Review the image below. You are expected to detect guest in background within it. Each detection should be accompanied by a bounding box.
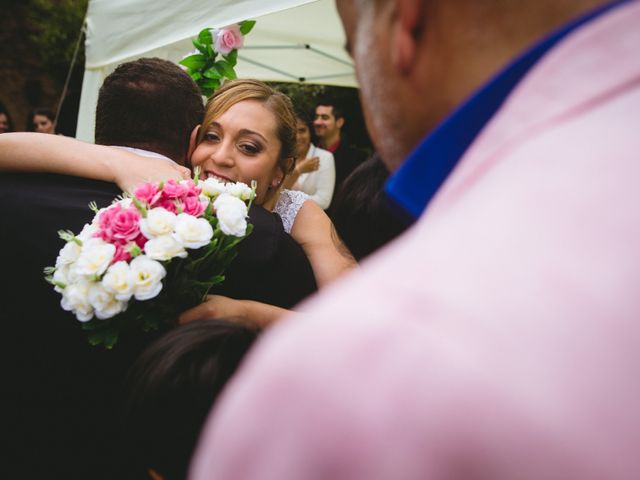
[313,97,366,209]
[282,110,335,210]
[332,155,408,261]
[0,102,14,133]
[27,107,56,134]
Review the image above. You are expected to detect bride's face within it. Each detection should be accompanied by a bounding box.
[191,100,284,204]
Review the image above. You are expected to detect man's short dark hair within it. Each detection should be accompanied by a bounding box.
[95,58,204,165]
[316,96,344,121]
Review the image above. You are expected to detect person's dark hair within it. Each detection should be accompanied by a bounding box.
[295,107,313,129]
[316,95,344,121]
[95,57,204,165]
[123,319,259,480]
[26,107,55,132]
[0,102,14,132]
[332,154,409,260]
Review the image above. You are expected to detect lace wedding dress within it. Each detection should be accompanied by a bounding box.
[274,189,310,234]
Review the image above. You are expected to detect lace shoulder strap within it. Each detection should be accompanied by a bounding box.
[274,189,310,234]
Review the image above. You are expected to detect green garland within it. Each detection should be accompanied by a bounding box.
[180,20,256,97]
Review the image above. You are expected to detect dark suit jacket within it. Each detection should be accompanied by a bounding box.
[0,173,316,479]
[330,140,367,210]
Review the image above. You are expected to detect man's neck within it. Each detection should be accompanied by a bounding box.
[321,132,341,151]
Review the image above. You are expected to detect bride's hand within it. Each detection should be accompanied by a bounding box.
[105,148,191,193]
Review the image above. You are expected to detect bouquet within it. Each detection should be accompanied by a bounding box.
[180,20,256,96]
[45,174,256,348]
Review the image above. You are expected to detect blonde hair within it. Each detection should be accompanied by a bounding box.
[198,79,296,176]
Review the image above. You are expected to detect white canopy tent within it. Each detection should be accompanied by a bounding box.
[77,0,355,141]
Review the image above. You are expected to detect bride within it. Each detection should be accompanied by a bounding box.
[0,79,356,326]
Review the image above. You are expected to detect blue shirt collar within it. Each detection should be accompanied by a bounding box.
[386,0,632,220]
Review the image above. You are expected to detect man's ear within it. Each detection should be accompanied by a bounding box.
[392,0,424,74]
[336,117,345,130]
[186,125,201,164]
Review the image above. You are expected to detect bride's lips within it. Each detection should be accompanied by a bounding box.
[204,170,234,183]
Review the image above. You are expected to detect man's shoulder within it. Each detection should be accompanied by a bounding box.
[0,172,121,207]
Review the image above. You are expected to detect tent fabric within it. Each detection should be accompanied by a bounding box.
[77,0,355,140]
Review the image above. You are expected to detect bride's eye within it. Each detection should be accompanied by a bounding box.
[204,132,220,142]
[238,142,261,155]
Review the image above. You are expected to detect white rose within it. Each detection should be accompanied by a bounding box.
[173,213,214,249]
[214,193,248,237]
[201,177,227,198]
[61,279,94,322]
[77,223,99,242]
[226,181,253,201]
[102,261,135,301]
[144,234,188,261]
[130,255,166,301]
[74,239,116,277]
[88,282,127,320]
[140,207,177,239]
[117,197,133,209]
[53,265,70,293]
[55,241,81,268]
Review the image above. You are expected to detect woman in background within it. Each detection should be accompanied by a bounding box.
[27,107,57,134]
[282,110,335,210]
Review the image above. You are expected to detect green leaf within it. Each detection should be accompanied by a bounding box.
[198,28,213,46]
[201,87,215,97]
[203,67,223,80]
[216,60,237,80]
[224,49,238,67]
[179,54,207,71]
[239,20,256,35]
[192,38,208,55]
[200,78,221,90]
[190,72,202,81]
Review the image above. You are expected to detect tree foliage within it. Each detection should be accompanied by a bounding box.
[26,0,88,84]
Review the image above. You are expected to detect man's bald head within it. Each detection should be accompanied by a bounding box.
[336,0,607,171]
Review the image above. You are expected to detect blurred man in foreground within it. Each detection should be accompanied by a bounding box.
[191,1,640,478]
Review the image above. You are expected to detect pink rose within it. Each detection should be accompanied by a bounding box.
[214,25,244,55]
[134,182,159,205]
[161,179,189,199]
[182,194,207,217]
[156,197,178,214]
[182,180,202,197]
[98,205,141,242]
[134,233,148,249]
[112,242,132,264]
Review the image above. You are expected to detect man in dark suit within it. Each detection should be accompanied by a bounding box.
[0,58,315,479]
[313,97,367,210]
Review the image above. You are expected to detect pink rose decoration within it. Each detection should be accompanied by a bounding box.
[133,182,159,205]
[182,195,207,217]
[162,180,189,199]
[98,205,141,242]
[214,25,244,55]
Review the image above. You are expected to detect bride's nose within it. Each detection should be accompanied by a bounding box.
[210,140,235,167]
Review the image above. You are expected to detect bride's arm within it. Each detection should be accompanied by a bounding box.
[0,132,190,191]
[178,295,292,328]
[290,200,357,288]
